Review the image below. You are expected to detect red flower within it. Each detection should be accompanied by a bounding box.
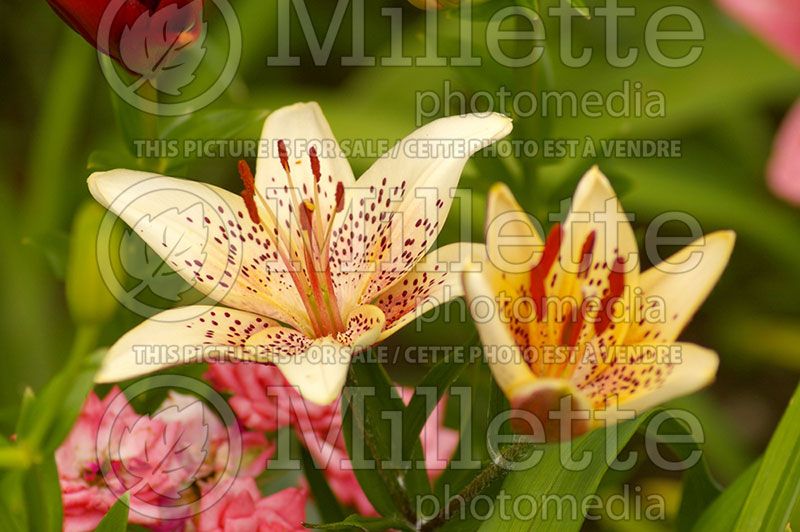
[46,0,203,70]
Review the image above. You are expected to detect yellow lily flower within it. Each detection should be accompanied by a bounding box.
[88,102,512,405]
[463,167,734,439]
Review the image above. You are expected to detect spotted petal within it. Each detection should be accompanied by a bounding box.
[580,342,719,425]
[462,268,537,400]
[254,102,355,252]
[247,305,385,405]
[95,305,276,383]
[555,168,641,380]
[331,113,513,311]
[626,231,735,344]
[375,242,480,340]
[88,170,312,334]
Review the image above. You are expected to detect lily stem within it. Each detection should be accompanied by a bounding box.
[419,442,532,531]
[25,325,100,451]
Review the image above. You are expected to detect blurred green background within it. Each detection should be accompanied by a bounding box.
[0,0,799,525]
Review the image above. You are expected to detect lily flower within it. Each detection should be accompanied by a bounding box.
[88,102,512,405]
[463,167,734,439]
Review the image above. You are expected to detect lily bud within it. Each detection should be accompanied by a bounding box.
[66,201,118,326]
[45,0,203,72]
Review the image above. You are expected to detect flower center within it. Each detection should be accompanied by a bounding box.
[529,224,625,378]
[237,147,346,338]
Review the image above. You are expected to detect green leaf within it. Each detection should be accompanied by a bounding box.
[95,493,130,532]
[24,453,62,532]
[402,340,474,458]
[300,444,346,524]
[478,410,708,531]
[676,459,721,531]
[434,355,497,500]
[159,108,269,142]
[342,356,430,521]
[733,382,800,530]
[17,347,103,453]
[0,492,24,532]
[308,514,414,531]
[693,460,761,532]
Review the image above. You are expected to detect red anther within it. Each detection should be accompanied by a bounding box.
[309,146,322,183]
[278,140,290,172]
[335,182,345,213]
[241,189,261,224]
[238,159,255,192]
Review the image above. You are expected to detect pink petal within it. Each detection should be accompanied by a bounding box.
[768,99,800,205]
[716,0,800,65]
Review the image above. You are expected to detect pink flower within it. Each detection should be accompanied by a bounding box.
[205,363,294,432]
[768,99,800,206]
[57,388,273,531]
[206,362,459,516]
[194,477,307,532]
[716,0,800,65]
[716,0,800,205]
[56,387,170,531]
[157,392,273,480]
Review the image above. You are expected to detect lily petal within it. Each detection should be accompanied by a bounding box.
[462,268,537,400]
[334,113,513,309]
[559,166,639,295]
[95,306,276,383]
[558,167,640,380]
[335,304,386,347]
[375,242,480,340]
[626,231,735,344]
[484,182,544,273]
[88,170,312,334]
[246,305,385,405]
[582,342,719,422]
[265,337,352,406]
[255,101,355,235]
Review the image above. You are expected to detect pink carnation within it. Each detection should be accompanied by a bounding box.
[56,386,170,531]
[206,362,459,516]
[56,388,273,531]
[195,477,307,532]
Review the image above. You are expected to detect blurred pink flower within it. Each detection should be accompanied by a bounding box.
[768,98,800,206]
[716,0,800,65]
[56,388,273,531]
[717,0,800,206]
[56,386,167,531]
[194,477,307,532]
[206,362,459,516]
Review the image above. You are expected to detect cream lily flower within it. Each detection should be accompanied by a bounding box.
[89,102,512,405]
[464,167,734,439]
